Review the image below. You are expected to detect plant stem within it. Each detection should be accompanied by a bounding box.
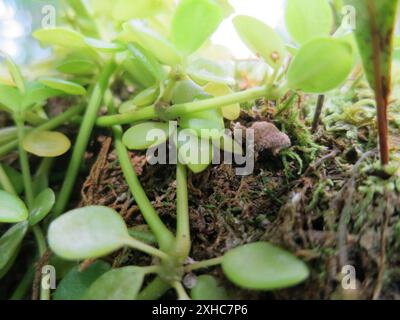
[0,104,84,158]
[15,117,34,208]
[175,162,191,260]
[0,163,17,195]
[108,102,176,252]
[172,281,191,300]
[53,63,116,217]
[312,95,325,133]
[32,224,49,300]
[184,256,223,272]
[96,85,268,127]
[124,237,169,260]
[137,276,171,300]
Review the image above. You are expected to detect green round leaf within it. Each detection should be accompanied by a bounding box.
[187,58,235,86]
[56,59,98,75]
[191,275,229,300]
[23,131,71,158]
[112,0,166,21]
[233,15,286,69]
[124,21,181,66]
[222,242,309,290]
[53,261,111,300]
[171,80,208,104]
[124,43,165,87]
[48,206,130,260]
[123,122,170,150]
[85,38,125,53]
[132,87,159,107]
[172,0,224,55]
[285,0,334,45]
[0,222,28,279]
[33,27,87,48]
[180,109,225,140]
[0,190,28,223]
[22,82,63,110]
[39,78,86,95]
[29,188,55,226]
[177,130,213,174]
[84,266,145,300]
[287,38,353,93]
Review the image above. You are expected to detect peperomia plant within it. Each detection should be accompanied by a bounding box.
[3,0,386,301]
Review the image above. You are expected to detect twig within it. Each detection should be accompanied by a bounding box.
[312,95,325,133]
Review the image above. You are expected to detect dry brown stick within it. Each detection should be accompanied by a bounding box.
[312,95,325,133]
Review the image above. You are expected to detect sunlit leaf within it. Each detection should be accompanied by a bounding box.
[1,52,25,94]
[33,27,87,48]
[285,0,334,45]
[0,84,21,112]
[191,275,229,300]
[287,38,353,93]
[56,59,98,75]
[48,206,130,260]
[187,58,235,86]
[125,43,166,86]
[53,261,111,300]
[123,21,181,66]
[23,131,71,158]
[0,222,28,279]
[222,242,309,290]
[85,38,125,53]
[233,15,286,69]
[0,165,24,195]
[172,0,224,55]
[22,82,63,110]
[84,266,145,300]
[39,78,86,95]
[0,190,28,223]
[123,122,170,150]
[112,0,166,21]
[177,130,213,174]
[29,188,55,226]
[204,83,240,120]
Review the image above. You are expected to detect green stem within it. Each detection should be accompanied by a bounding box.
[112,125,175,252]
[184,256,223,272]
[137,276,171,300]
[107,100,176,252]
[172,281,191,300]
[96,85,268,127]
[0,163,17,195]
[32,225,49,300]
[15,117,34,207]
[53,63,116,217]
[0,104,84,158]
[175,162,190,260]
[124,237,169,260]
